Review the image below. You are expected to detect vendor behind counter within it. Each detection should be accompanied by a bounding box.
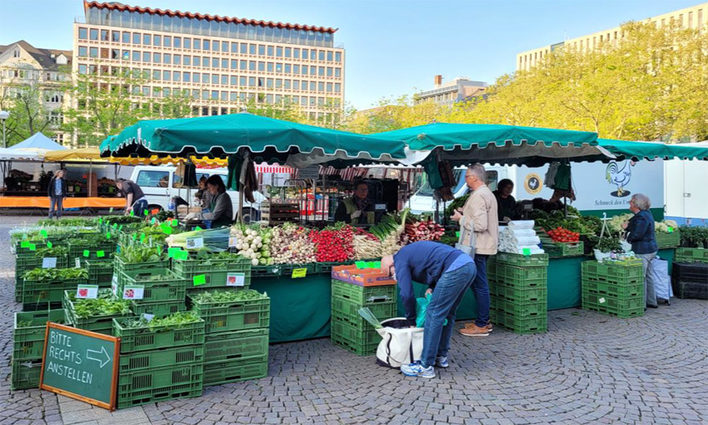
[493,178,517,223]
[334,181,376,225]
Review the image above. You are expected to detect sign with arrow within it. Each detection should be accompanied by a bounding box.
[40,323,119,410]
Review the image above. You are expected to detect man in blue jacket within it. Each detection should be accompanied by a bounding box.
[381,241,477,378]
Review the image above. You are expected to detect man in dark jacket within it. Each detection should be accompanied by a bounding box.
[381,241,476,378]
[116,178,147,217]
[47,169,67,219]
[623,193,658,308]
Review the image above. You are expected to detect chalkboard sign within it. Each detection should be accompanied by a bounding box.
[40,323,119,410]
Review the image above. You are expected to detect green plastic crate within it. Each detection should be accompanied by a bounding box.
[495,264,548,282]
[494,299,546,318]
[11,360,42,391]
[279,263,317,278]
[118,363,203,407]
[84,259,114,286]
[204,328,269,363]
[13,310,65,360]
[173,257,252,290]
[114,256,169,278]
[189,293,270,334]
[331,296,397,323]
[582,279,644,298]
[655,231,680,249]
[331,333,379,356]
[130,300,186,318]
[22,279,84,309]
[63,290,133,335]
[250,264,282,278]
[675,247,708,264]
[582,260,643,283]
[495,252,549,267]
[494,276,546,289]
[117,381,202,409]
[330,315,381,356]
[67,240,116,261]
[543,241,584,258]
[113,317,205,353]
[203,357,268,386]
[118,269,187,302]
[119,344,204,372]
[331,279,397,306]
[494,311,547,334]
[317,261,354,274]
[492,282,547,303]
[584,303,645,318]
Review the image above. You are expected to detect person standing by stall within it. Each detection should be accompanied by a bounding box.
[116,178,147,217]
[451,164,498,337]
[622,193,659,309]
[493,179,516,223]
[381,241,477,378]
[47,169,66,219]
[335,181,375,225]
[202,175,233,227]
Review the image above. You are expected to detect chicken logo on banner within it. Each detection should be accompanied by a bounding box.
[605,160,635,198]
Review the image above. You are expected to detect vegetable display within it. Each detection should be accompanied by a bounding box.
[403,219,445,243]
[67,289,131,318]
[309,224,354,262]
[679,226,708,248]
[230,225,272,266]
[116,245,163,263]
[33,246,68,258]
[191,289,266,304]
[352,230,381,260]
[23,267,88,281]
[166,227,230,251]
[268,223,316,264]
[595,237,623,253]
[546,227,580,243]
[123,311,201,331]
[531,208,601,236]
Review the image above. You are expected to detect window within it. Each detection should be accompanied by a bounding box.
[240,43,247,54]
[326,82,332,93]
[212,74,219,84]
[174,37,182,48]
[258,61,265,71]
[335,52,341,62]
[239,76,246,86]
[285,47,291,58]
[100,48,109,59]
[89,47,98,58]
[267,46,274,56]
[212,40,220,52]
[163,53,171,64]
[318,82,324,92]
[231,42,238,53]
[230,75,237,85]
[310,50,316,60]
[310,81,316,91]
[153,70,161,81]
[78,64,87,74]
[302,48,308,59]
[153,35,161,46]
[267,62,274,72]
[173,71,180,81]
[294,65,300,74]
[258,44,265,55]
[284,79,291,89]
[275,79,282,88]
[79,27,88,40]
[111,49,120,59]
[327,51,333,62]
[240,60,247,70]
[184,38,191,49]
[78,46,87,57]
[90,29,98,40]
[311,66,317,75]
[112,31,120,42]
[276,46,283,57]
[327,67,333,77]
[212,58,219,68]
[285,64,291,74]
[132,51,140,61]
[293,80,300,90]
[319,50,325,61]
[249,77,255,87]
[163,70,171,81]
[101,29,109,41]
[193,73,200,83]
[143,34,151,45]
[221,91,227,101]
[153,53,161,63]
[133,33,140,45]
[222,59,229,69]
[193,56,201,66]
[183,72,191,82]
[249,44,256,55]
[249,61,256,70]
[266,78,273,88]
[231,59,237,69]
[203,39,210,51]
[194,39,201,50]
[143,52,150,63]
[221,74,228,85]
[294,48,300,59]
[121,31,130,43]
[174,55,181,65]
[334,83,341,93]
[230,92,238,101]
[164,36,171,47]
[137,171,169,188]
[318,67,324,76]
[211,90,218,100]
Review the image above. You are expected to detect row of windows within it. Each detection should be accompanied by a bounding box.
[78,27,342,62]
[76,47,342,77]
[85,7,335,48]
[76,64,342,93]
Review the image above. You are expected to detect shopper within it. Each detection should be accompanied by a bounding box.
[451,163,498,337]
[622,193,659,309]
[47,169,67,219]
[116,178,148,217]
[493,178,516,222]
[194,175,213,208]
[202,175,233,227]
[335,181,375,225]
[381,241,477,378]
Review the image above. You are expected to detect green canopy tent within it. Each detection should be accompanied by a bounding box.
[99,113,407,167]
[373,123,612,166]
[598,139,708,161]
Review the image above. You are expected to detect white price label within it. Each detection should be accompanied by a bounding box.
[75,257,81,268]
[76,285,99,299]
[599,297,606,304]
[111,275,119,296]
[186,237,204,249]
[42,257,57,269]
[228,237,238,248]
[122,285,145,300]
[226,272,246,287]
[141,313,155,322]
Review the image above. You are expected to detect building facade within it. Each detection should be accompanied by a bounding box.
[0,40,72,145]
[72,1,345,123]
[517,2,708,71]
[415,75,487,106]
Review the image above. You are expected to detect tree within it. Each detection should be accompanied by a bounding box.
[62,68,192,146]
[344,95,449,134]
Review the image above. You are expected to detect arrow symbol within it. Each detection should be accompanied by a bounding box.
[86,346,111,369]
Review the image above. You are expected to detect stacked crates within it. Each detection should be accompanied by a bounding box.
[581,260,645,318]
[172,256,252,293]
[14,249,69,302]
[112,316,205,409]
[63,289,133,335]
[675,247,708,264]
[67,238,116,264]
[84,259,114,287]
[11,309,65,390]
[489,252,548,334]
[21,268,88,310]
[188,289,270,386]
[330,265,397,355]
[117,269,187,317]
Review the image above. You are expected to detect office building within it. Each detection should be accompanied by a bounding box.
[415,75,487,106]
[517,2,708,71]
[73,1,345,123]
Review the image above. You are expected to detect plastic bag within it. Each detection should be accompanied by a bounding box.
[415,293,447,328]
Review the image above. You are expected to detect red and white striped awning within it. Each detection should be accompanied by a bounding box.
[254,163,295,174]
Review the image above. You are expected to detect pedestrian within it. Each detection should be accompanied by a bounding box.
[380,241,477,378]
[116,178,148,217]
[622,193,659,309]
[47,169,66,219]
[450,163,498,337]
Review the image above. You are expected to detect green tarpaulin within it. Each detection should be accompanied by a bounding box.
[598,139,708,161]
[100,113,406,167]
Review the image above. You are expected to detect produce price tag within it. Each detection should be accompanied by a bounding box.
[113,223,118,229]
[122,285,144,300]
[129,210,134,216]
[83,250,90,257]
[40,229,48,238]
[141,313,154,322]
[42,257,57,269]
[228,237,238,247]
[151,217,157,225]
[161,223,172,235]
[355,261,367,269]
[139,233,146,243]
[97,250,105,258]
[174,250,189,260]
[667,227,674,233]
[226,272,245,287]
[29,243,36,251]
[598,297,606,304]
[106,231,111,239]
[76,284,99,299]
[167,247,180,258]
[47,241,53,248]
[195,226,202,231]
[119,225,123,231]
[132,233,137,241]
[368,261,381,269]
[186,237,204,249]
[144,209,148,216]
[193,274,207,286]
[171,219,179,227]
[522,248,531,256]
[291,268,307,278]
[456,232,460,238]
[75,258,81,268]
[20,240,30,248]
[98,218,103,224]
[111,275,118,296]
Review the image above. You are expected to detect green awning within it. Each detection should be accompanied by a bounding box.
[99,113,406,167]
[598,139,708,161]
[373,123,610,166]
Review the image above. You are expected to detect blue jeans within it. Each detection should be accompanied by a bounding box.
[421,262,476,368]
[49,196,64,218]
[471,255,490,327]
[132,199,148,218]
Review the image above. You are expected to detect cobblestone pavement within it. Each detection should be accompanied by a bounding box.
[1,216,707,425]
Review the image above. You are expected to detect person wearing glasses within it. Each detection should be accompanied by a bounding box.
[622,193,658,309]
[381,241,477,378]
[450,163,498,337]
[335,181,375,225]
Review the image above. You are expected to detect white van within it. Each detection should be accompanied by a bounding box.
[129,165,265,221]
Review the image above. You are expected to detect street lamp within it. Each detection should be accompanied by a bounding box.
[0,110,9,148]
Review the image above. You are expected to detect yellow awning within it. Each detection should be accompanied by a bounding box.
[43,148,105,162]
[108,155,227,167]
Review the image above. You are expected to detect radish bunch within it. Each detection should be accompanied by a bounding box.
[269,223,316,264]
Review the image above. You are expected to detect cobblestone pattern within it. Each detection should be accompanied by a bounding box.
[1,216,707,424]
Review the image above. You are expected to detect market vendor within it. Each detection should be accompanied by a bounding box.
[116,178,147,217]
[334,181,375,225]
[493,179,516,222]
[202,175,233,227]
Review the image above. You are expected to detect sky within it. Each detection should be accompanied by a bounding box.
[0,0,702,110]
